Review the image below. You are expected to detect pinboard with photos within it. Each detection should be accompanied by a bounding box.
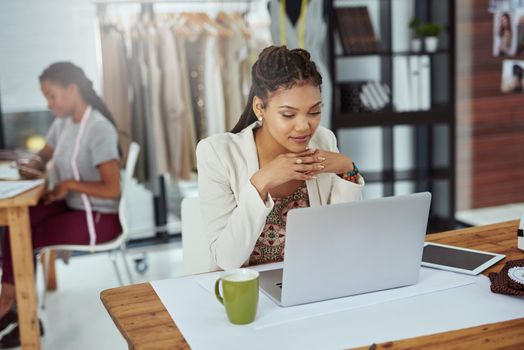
[490,0,524,92]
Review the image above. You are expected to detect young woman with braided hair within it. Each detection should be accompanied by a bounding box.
[0,62,122,347]
[197,45,364,271]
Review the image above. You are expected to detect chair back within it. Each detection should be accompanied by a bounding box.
[181,196,213,275]
[118,142,140,238]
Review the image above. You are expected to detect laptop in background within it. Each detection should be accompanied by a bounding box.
[259,192,432,307]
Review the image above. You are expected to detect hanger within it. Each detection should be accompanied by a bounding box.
[197,12,234,38]
[175,14,201,39]
[140,3,156,28]
[230,11,251,38]
[216,11,230,26]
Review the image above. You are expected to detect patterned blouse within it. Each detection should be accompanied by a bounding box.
[249,183,309,265]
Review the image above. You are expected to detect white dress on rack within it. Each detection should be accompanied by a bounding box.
[147,26,170,176]
[221,16,247,131]
[204,34,226,136]
[159,24,184,180]
[100,26,132,158]
[173,25,198,180]
[269,0,332,129]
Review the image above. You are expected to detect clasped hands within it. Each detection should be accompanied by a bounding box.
[287,148,353,178]
[251,148,354,198]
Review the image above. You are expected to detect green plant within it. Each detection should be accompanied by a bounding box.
[409,17,422,38]
[418,23,442,37]
[409,17,420,30]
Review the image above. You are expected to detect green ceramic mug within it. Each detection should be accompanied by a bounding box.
[215,269,259,325]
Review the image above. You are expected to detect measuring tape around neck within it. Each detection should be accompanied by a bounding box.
[54,106,98,248]
[279,0,308,48]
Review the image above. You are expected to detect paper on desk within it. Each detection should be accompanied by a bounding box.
[0,179,45,199]
[0,164,20,180]
[151,272,524,350]
[192,266,475,329]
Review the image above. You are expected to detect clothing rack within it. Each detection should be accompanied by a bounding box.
[94,0,255,18]
[94,0,257,241]
[94,0,251,4]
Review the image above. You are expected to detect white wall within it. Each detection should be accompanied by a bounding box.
[0,0,100,113]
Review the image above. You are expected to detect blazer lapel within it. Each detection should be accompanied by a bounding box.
[306,179,321,207]
[307,173,332,206]
[307,135,332,206]
[241,121,262,178]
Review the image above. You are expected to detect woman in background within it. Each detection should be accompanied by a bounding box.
[0,62,122,348]
[197,46,364,271]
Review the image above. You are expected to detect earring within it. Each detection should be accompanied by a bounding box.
[257,115,263,122]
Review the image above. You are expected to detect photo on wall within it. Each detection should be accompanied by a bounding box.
[492,5,524,57]
[500,59,524,92]
[493,11,516,56]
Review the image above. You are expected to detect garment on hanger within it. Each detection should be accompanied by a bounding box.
[284,0,302,26]
[136,23,162,193]
[146,25,170,175]
[204,34,226,136]
[218,13,246,131]
[279,0,308,48]
[173,21,198,179]
[186,32,208,140]
[269,0,332,129]
[129,31,150,182]
[100,25,132,159]
[158,23,184,180]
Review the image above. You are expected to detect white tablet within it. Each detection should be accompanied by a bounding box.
[421,242,506,275]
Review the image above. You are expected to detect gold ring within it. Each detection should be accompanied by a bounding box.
[295,158,303,164]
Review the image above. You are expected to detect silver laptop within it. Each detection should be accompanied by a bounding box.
[259,192,432,307]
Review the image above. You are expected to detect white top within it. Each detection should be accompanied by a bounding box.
[46,109,119,213]
[196,121,364,270]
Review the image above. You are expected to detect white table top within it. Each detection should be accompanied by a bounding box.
[456,202,524,226]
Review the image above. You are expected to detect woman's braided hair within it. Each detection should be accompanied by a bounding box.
[39,62,117,128]
[231,45,322,133]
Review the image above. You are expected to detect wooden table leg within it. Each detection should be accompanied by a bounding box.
[7,206,41,350]
[40,251,57,291]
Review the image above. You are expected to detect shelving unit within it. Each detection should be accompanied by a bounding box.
[326,0,456,232]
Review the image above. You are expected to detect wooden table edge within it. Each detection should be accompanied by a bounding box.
[100,287,130,347]
[0,183,46,208]
[352,317,524,349]
[101,282,188,350]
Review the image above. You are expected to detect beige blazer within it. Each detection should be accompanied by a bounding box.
[196,121,365,270]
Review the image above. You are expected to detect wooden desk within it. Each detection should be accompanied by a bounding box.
[101,221,524,350]
[0,184,45,349]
